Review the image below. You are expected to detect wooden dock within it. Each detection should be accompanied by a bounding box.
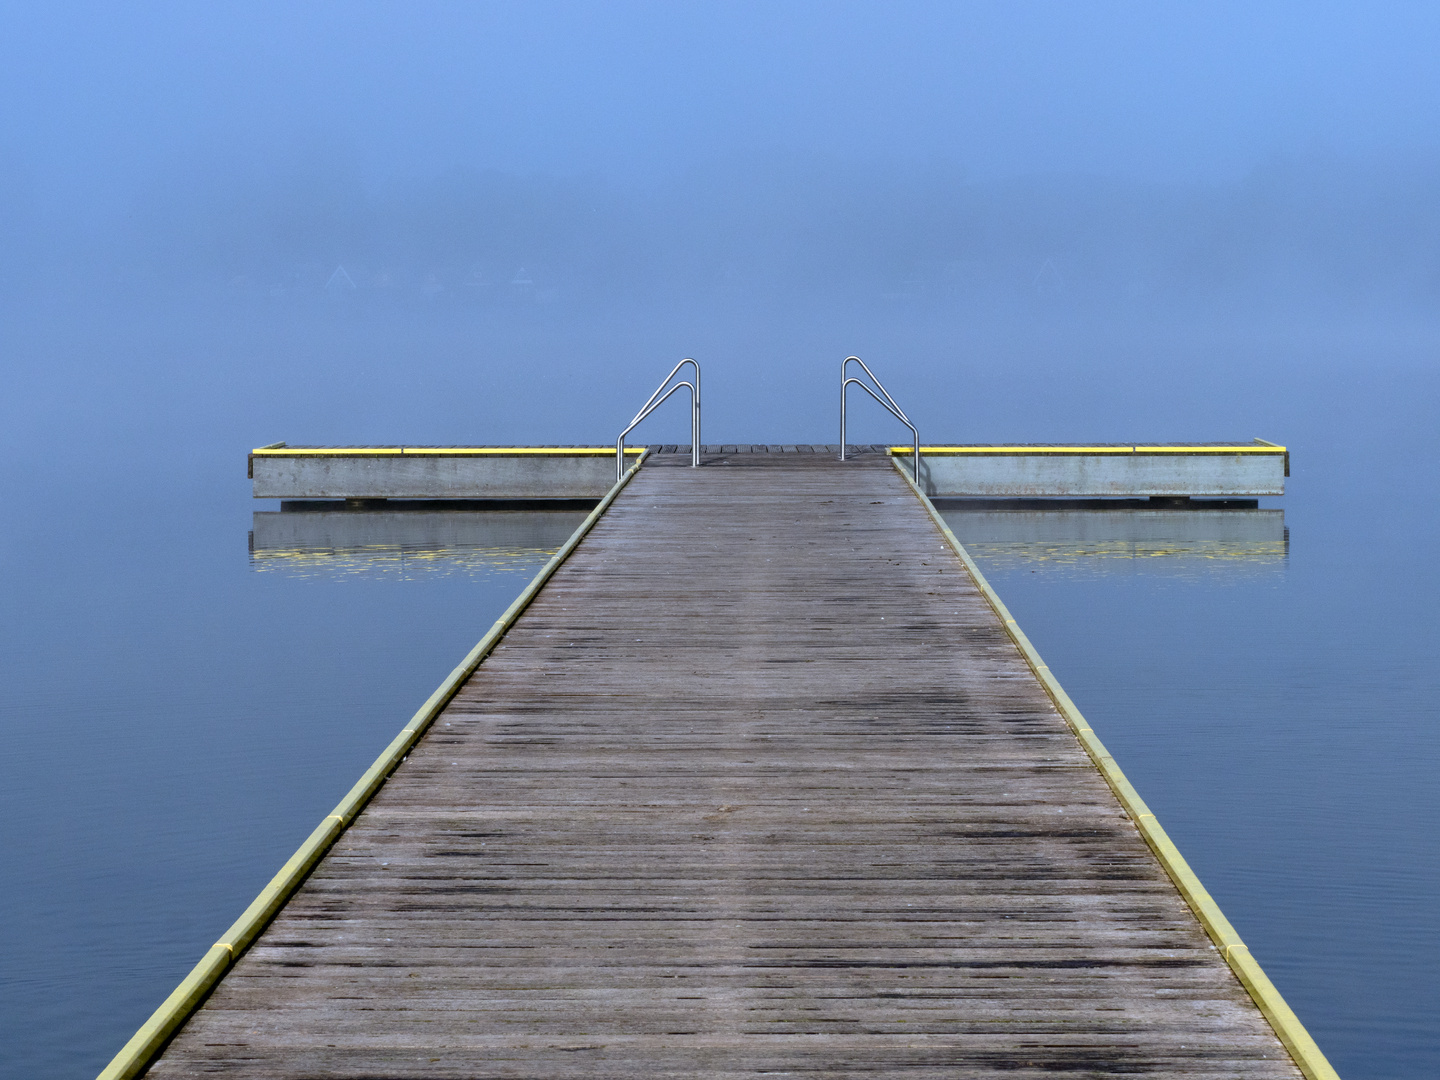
[143,453,1310,1077]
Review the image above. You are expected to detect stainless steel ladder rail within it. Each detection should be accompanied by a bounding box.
[840,355,919,481]
[616,359,701,479]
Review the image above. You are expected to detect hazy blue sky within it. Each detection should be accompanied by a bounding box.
[7,2,1440,218]
[4,2,1440,452]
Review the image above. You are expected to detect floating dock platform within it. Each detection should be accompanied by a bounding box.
[105,447,1332,1080]
[248,444,644,501]
[249,441,1288,501]
[908,442,1287,498]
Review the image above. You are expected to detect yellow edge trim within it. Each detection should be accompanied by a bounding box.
[250,446,644,456]
[891,457,1338,1080]
[97,450,652,1080]
[891,445,1286,454]
[1131,445,1285,453]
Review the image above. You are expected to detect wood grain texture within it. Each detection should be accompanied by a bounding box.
[150,457,1300,1078]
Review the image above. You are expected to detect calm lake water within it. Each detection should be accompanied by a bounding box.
[2,299,1437,1079]
[948,496,1440,1080]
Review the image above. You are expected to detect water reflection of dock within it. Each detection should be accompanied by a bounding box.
[940,501,1287,575]
[248,506,592,576]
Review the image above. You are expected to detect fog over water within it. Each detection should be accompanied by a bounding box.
[3,4,1440,1078]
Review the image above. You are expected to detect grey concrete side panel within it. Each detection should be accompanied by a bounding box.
[915,454,1285,497]
[252,455,621,499]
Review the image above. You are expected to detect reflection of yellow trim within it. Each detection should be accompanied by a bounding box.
[250,545,561,577]
[960,540,1287,574]
[892,457,1336,1080]
[251,446,644,456]
[890,444,1286,455]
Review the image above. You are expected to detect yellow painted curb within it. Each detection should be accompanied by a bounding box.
[892,457,1337,1080]
[97,450,651,1080]
[249,446,644,456]
[889,443,1286,455]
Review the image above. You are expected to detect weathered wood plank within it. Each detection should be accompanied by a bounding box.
[150,457,1300,1078]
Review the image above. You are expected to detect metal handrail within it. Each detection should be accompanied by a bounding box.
[840,355,919,481]
[617,358,701,479]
